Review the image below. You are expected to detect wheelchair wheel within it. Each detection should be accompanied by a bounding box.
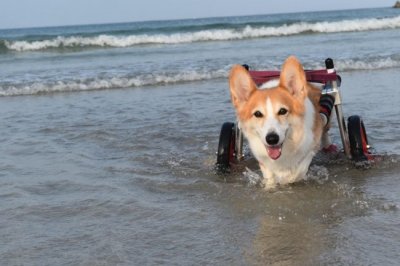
[347,115,371,161]
[216,122,236,169]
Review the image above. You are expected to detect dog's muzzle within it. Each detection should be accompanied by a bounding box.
[265,132,282,160]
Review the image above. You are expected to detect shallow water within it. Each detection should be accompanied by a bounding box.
[1,67,399,265]
[1,7,400,265]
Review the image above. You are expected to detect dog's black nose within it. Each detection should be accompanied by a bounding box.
[266,132,279,145]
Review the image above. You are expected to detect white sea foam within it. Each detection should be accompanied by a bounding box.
[305,57,400,71]
[0,70,227,96]
[337,57,400,71]
[5,16,400,51]
[1,56,399,96]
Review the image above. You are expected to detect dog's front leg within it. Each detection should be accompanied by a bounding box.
[259,163,277,189]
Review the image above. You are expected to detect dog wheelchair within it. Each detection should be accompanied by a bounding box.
[217,58,373,169]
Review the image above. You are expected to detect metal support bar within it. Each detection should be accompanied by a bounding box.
[335,104,352,159]
[324,58,351,159]
[235,123,244,161]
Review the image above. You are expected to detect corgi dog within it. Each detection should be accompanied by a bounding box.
[229,56,325,188]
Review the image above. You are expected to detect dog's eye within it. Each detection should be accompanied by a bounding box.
[278,108,288,115]
[253,111,263,118]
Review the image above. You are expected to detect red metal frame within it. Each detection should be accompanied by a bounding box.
[249,69,338,86]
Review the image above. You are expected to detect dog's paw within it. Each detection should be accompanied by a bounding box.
[261,178,278,191]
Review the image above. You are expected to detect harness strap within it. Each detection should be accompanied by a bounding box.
[319,94,335,126]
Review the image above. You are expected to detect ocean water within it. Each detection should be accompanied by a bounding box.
[0,7,399,265]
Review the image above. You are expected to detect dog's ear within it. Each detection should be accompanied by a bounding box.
[229,65,257,108]
[279,56,307,99]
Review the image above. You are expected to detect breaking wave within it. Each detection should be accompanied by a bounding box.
[306,57,400,72]
[337,57,400,71]
[3,15,400,52]
[0,70,227,96]
[1,55,399,97]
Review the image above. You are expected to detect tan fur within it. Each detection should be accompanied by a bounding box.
[229,56,324,188]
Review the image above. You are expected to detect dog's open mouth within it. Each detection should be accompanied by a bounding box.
[266,145,282,160]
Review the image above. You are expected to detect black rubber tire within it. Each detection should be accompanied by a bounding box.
[216,122,236,169]
[347,115,370,161]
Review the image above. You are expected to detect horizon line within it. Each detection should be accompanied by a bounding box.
[0,5,390,31]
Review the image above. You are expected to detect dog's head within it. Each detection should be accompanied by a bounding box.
[229,56,314,160]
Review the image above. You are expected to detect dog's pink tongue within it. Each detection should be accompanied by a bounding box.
[267,146,282,160]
